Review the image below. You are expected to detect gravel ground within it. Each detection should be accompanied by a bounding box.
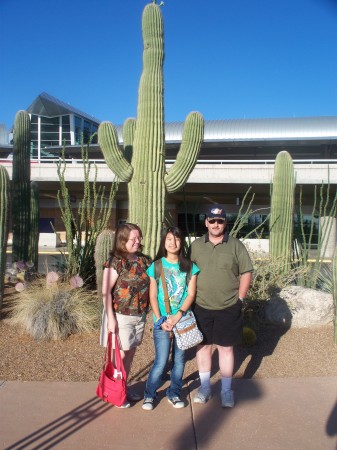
[1,291,337,383]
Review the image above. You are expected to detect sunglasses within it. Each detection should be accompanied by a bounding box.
[207,218,225,224]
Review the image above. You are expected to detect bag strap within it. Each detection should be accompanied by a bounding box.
[160,267,171,315]
[105,332,126,377]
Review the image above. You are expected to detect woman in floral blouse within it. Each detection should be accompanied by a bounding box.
[101,223,151,408]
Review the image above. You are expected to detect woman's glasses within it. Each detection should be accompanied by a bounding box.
[128,237,142,243]
[207,218,225,224]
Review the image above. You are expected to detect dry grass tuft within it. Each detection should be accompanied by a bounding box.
[7,278,99,340]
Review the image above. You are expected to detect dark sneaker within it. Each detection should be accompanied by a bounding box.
[193,388,212,404]
[221,389,234,408]
[167,396,185,409]
[142,398,154,411]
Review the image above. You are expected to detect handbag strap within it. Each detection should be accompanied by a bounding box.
[160,267,171,315]
[105,332,126,377]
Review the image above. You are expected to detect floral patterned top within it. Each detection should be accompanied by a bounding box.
[104,255,151,316]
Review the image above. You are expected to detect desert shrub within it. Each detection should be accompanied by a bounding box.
[8,277,99,340]
[248,252,308,302]
[57,139,118,283]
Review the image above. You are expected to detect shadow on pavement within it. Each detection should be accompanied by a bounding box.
[234,323,290,378]
[173,378,263,450]
[6,397,109,450]
[326,399,337,438]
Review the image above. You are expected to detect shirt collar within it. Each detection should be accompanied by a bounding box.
[204,229,229,243]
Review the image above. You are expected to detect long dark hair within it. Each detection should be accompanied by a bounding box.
[111,223,144,260]
[155,226,192,273]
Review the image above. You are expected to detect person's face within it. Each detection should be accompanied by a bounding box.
[205,217,226,238]
[165,232,181,255]
[125,229,142,254]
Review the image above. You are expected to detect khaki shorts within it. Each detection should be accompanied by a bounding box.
[100,311,146,350]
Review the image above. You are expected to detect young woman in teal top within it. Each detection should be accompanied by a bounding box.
[142,227,199,410]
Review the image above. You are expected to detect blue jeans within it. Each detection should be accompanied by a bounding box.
[144,328,185,399]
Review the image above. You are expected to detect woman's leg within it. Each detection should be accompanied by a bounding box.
[120,347,137,380]
[144,329,171,399]
[166,338,185,399]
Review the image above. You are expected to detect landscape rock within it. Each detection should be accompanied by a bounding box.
[265,285,334,328]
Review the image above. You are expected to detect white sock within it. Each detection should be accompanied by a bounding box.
[221,377,232,392]
[199,371,211,392]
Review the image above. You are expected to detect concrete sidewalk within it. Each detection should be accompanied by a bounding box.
[1,377,336,450]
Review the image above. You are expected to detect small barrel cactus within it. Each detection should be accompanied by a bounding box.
[242,326,257,347]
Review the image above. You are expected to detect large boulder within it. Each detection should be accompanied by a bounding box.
[265,285,334,328]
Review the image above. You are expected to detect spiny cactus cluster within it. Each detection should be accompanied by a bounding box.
[98,3,204,257]
[269,150,295,273]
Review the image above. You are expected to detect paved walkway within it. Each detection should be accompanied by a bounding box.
[1,377,336,449]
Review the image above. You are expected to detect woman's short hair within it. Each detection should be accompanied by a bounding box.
[113,223,143,259]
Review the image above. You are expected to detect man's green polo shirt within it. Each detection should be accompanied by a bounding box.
[190,232,253,310]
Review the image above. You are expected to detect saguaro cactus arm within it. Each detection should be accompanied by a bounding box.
[123,118,136,163]
[165,112,204,193]
[98,121,133,182]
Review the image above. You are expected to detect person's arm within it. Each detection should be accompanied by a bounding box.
[149,276,173,331]
[238,271,252,300]
[167,274,197,327]
[149,277,160,320]
[102,267,119,333]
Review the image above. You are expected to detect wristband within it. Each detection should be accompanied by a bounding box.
[154,316,167,330]
[179,309,187,317]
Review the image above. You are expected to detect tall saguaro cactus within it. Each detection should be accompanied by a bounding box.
[0,165,10,308]
[332,249,337,343]
[12,110,31,263]
[269,150,295,273]
[94,229,115,317]
[98,3,204,257]
[28,181,40,270]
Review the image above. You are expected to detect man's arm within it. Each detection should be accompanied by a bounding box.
[238,271,252,299]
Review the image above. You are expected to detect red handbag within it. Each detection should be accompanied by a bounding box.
[96,332,127,407]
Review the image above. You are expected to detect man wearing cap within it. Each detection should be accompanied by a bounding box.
[190,204,253,407]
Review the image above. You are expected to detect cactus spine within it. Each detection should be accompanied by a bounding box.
[12,110,31,263]
[94,229,115,317]
[98,4,204,257]
[269,150,295,273]
[28,181,39,271]
[0,165,10,308]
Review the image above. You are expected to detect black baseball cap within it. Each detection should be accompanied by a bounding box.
[206,204,226,219]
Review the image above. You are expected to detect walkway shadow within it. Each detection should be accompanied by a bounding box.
[173,378,263,450]
[6,397,110,450]
[234,323,290,378]
[234,296,292,378]
[326,399,337,438]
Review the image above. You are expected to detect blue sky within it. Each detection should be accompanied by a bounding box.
[1,0,337,131]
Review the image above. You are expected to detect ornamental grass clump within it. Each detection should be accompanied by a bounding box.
[8,277,98,340]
